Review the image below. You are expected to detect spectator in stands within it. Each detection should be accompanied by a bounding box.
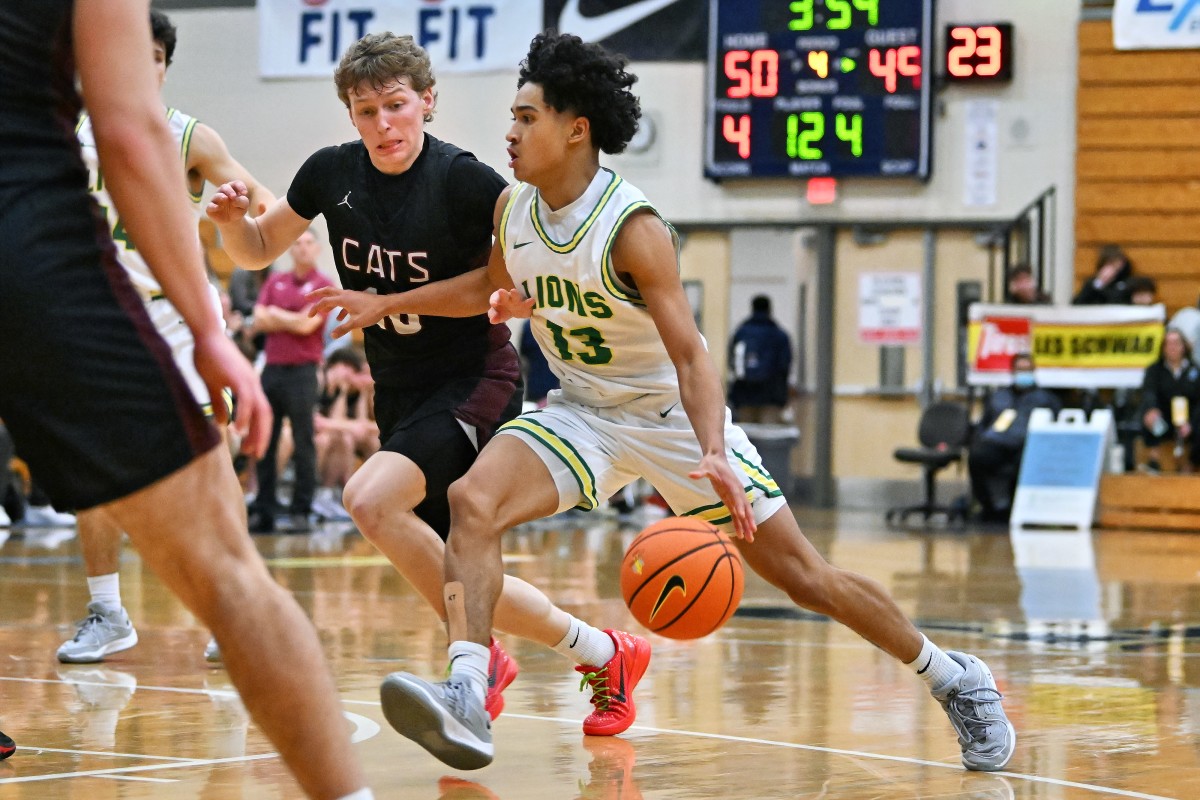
[313,347,377,520]
[1006,263,1050,305]
[1128,276,1158,306]
[968,353,1063,522]
[1073,244,1133,305]
[518,319,558,409]
[1138,327,1200,474]
[247,229,332,532]
[728,295,793,424]
[1169,294,1200,351]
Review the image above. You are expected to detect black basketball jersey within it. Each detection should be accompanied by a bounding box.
[288,135,508,388]
[0,0,83,190]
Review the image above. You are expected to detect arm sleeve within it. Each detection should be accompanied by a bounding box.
[285,147,336,221]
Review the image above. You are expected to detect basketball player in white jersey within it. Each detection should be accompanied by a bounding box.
[57,9,275,665]
[311,32,1017,774]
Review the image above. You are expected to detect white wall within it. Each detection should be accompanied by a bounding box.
[165,1,1079,292]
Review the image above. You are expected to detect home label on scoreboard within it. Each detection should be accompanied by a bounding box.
[705,0,933,180]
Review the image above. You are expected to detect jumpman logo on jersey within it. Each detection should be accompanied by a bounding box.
[338,191,353,209]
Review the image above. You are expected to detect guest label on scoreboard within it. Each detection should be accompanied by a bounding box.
[705,0,933,180]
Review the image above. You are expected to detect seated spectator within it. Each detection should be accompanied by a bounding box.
[312,347,377,520]
[1128,276,1158,306]
[1138,327,1200,474]
[1073,244,1133,305]
[1168,293,1200,351]
[968,353,1063,522]
[1006,263,1050,304]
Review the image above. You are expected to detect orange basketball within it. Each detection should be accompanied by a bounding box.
[620,517,744,640]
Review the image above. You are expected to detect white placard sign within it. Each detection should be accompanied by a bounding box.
[858,272,922,345]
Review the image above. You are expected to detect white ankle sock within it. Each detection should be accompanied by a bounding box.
[447,640,489,703]
[908,634,965,690]
[552,615,616,667]
[87,573,121,610]
[336,789,375,800]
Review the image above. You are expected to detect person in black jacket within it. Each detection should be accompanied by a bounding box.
[1073,244,1133,305]
[728,295,793,423]
[1139,327,1200,473]
[969,353,1063,521]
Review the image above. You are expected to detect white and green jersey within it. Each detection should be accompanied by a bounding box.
[500,168,685,407]
[77,108,202,301]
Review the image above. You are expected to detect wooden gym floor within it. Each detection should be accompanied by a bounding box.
[0,507,1197,799]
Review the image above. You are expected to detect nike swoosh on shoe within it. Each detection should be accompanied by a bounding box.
[558,0,683,43]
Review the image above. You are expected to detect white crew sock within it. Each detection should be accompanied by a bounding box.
[87,573,121,610]
[336,790,375,800]
[907,634,966,690]
[552,615,616,667]
[447,640,490,704]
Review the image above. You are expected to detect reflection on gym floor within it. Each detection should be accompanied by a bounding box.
[1,507,1199,798]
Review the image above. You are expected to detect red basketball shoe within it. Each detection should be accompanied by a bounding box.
[576,630,651,736]
[485,637,519,721]
[0,730,14,760]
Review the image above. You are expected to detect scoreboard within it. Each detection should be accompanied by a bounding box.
[705,0,933,180]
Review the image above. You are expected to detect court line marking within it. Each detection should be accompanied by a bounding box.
[0,677,1179,798]
[499,713,1180,800]
[92,774,177,783]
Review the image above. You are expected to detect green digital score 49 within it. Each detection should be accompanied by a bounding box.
[705,0,932,180]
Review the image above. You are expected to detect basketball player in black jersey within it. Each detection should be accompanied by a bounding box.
[210,32,648,734]
[0,2,371,796]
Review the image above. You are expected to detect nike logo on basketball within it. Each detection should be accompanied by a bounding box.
[338,191,353,209]
[559,0,683,43]
[513,241,533,249]
[658,402,678,418]
[650,575,686,622]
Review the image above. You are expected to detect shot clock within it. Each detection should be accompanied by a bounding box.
[705,0,933,180]
[945,23,1014,83]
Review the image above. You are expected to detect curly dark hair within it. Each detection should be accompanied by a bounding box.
[150,9,177,68]
[518,32,640,155]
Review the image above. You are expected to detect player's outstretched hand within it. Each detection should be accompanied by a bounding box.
[689,454,757,541]
[193,330,272,458]
[307,286,393,338]
[488,288,534,324]
[206,181,251,225]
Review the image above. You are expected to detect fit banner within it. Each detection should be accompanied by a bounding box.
[258,0,544,77]
[967,303,1166,389]
[258,0,706,79]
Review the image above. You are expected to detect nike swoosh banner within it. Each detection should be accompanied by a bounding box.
[258,0,544,78]
[544,0,706,61]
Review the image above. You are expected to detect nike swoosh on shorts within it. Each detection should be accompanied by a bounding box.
[558,0,683,43]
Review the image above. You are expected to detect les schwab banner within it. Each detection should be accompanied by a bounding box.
[967,303,1165,389]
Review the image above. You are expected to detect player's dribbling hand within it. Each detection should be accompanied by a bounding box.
[206,181,251,225]
[488,288,534,324]
[193,331,272,458]
[306,286,394,338]
[689,454,757,541]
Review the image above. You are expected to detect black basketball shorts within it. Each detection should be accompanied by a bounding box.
[0,184,218,510]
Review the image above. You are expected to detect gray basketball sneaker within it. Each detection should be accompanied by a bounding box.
[57,602,138,663]
[932,651,1016,771]
[379,673,493,770]
[204,637,221,664]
